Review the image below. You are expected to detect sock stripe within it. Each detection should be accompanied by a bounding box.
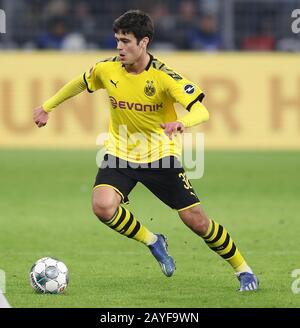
[120,212,134,234]
[127,221,141,239]
[210,232,230,251]
[203,220,215,240]
[202,220,249,272]
[103,206,155,245]
[206,225,223,244]
[221,243,237,259]
[106,207,120,225]
[110,208,126,229]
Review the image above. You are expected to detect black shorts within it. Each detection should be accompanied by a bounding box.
[93,154,200,211]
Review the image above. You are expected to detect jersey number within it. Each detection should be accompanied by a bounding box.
[178,172,193,190]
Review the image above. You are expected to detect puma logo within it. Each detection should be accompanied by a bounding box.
[110,80,119,88]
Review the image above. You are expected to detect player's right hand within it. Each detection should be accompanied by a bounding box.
[33,106,49,128]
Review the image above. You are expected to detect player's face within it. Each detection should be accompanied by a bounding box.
[115,32,148,65]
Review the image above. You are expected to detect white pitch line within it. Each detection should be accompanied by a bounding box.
[0,289,11,308]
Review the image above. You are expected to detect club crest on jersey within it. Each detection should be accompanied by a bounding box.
[144,80,156,97]
[184,84,195,95]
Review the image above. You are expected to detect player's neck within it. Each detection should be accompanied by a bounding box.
[125,52,150,75]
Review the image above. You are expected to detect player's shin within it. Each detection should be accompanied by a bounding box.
[104,206,156,245]
[202,219,252,274]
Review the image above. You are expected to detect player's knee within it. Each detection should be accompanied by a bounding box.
[92,192,120,222]
[92,199,118,222]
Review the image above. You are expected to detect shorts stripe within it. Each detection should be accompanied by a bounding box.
[93,184,125,202]
[177,202,201,212]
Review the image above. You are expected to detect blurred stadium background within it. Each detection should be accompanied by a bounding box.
[1,0,300,149]
[1,0,300,51]
[1,0,300,308]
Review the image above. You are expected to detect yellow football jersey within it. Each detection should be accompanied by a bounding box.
[84,54,204,163]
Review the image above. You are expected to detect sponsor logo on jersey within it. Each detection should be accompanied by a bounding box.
[109,96,162,112]
[184,84,195,94]
[144,80,156,96]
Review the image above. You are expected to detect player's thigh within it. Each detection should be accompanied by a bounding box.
[140,166,200,211]
[93,158,137,206]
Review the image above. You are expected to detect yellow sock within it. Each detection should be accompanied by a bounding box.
[105,206,156,245]
[203,219,251,273]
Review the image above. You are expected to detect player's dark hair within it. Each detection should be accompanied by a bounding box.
[113,10,154,45]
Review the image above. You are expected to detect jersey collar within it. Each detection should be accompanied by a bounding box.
[145,53,153,71]
[121,53,153,73]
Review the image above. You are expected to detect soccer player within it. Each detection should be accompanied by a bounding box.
[33,10,258,291]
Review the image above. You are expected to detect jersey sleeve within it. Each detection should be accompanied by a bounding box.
[43,74,86,112]
[83,63,104,93]
[162,68,205,111]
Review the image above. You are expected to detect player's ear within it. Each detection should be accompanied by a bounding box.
[141,37,149,48]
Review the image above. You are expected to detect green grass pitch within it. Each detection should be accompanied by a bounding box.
[1,149,300,308]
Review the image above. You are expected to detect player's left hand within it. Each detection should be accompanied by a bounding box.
[160,121,184,140]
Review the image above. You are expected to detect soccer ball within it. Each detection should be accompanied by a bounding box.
[29,257,69,294]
